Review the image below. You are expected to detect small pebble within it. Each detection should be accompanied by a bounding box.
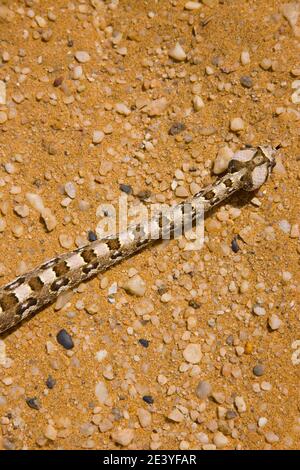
[95,350,108,362]
[59,234,73,249]
[198,126,216,136]
[55,291,73,311]
[168,408,184,422]
[175,186,189,198]
[92,130,104,144]
[115,103,131,116]
[268,314,282,330]
[253,364,265,377]
[133,299,154,316]
[292,341,300,366]
[26,193,45,213]
[56,329,74,350]
[258,417,268,428]
[291,67,300,77]
[240,51,250,65]
[99,419,113,433]
[75,51,90,63]
[185,1,202,10]
[137,408,152,428]
[119,184,132,194]
[46,376,56,389]
[145,97,168,116]
[0,111,7,124]
[64,182,76,199]
[26,397,40,411]
[213,146,234,174]
[230,117,245,132]
[95,381,108,404]
[44,424,57,441]
[0,218,6,232]
[226,410,238,420]
[35,15,47,28]
[143,395,154,404]
[196,432,209,444]
[282,271,292,283]
[260,58,272,70]
[265,431,279,444]
[235,396,247,413]
[193,95,205,111]
[88,230,97,242]
[278,220,291,234]
[290,224,299,238]
[169,122,186,136]
[183,343,202,364]
[213,432,228,449]
[111,428,134,447]
[41,208,57,231]
[53,76,63,87]
[4,163,15,174]
[253,305,266,316]
[169,42,186,61]
[73,65,83,79]
[0,340,6,365]
[0,80,6,105]
[195,380,212,399]
[291,88,300,104]
[231,237,240,253]
[14,204,29,218]
[123,275,146,296]
[240,75,253,88]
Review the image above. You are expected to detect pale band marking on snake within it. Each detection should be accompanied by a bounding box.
[0,146,276,334]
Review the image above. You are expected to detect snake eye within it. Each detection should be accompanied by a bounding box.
[253,154,264,165]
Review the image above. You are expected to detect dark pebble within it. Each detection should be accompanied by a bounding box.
[240,75,253,88]
[143,395,154,404]
[226,410,238,420]
[253,364,265,377]
[53,76,64,87]
[138,338,149,348]
[157,285,168,295]
[169,122,186,136]
[119,184,133,195]
[211,56,222,67]
[137,190,151,201]
[46,375,56,389]
[231,237,240,253]
[226,334,234,346]
[56,329,74,350]
[188,300,201,309]
[26,397,40,411]
[88,230,97,242]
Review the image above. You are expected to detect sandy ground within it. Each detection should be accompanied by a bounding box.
[0,0,299,450]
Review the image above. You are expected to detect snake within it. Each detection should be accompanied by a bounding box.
[0,145,276,334]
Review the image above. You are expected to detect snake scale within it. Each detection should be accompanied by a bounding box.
[0,146,276,334]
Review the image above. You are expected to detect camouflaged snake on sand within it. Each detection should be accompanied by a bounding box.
[0,146,276,334]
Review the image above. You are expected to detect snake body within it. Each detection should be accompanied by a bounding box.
[0,146,276,334]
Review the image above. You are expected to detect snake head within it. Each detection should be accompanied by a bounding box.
[228,145,277,191]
